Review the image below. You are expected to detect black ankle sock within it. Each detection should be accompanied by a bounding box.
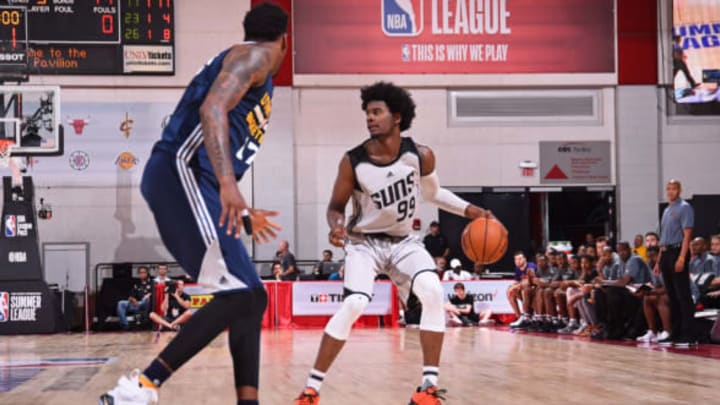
[143,358,172,387]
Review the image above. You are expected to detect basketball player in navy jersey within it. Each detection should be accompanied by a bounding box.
[100,4,287,405]
[294,82,496,405]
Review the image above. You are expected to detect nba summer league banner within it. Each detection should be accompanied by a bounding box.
[294,0,615,74]
[673,0,720,104]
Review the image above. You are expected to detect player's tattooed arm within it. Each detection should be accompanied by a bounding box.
[200,45,272,186]
[327,155,355,247]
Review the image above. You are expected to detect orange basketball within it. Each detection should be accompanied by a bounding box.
[461,217,508,264]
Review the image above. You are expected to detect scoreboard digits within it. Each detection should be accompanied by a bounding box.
[0,0,174,77]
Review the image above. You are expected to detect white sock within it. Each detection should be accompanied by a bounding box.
[422,366,439,388]
[306,368,326,392]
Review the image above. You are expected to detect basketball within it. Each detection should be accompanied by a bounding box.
[461,217,508,264]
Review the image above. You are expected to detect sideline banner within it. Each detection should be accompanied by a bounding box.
[292,282,393,316]
[294,0,615,75]
[442,280,514,313]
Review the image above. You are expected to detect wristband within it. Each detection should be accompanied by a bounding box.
[241,209,252,235]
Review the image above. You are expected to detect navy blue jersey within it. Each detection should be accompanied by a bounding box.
[155,46,273,181]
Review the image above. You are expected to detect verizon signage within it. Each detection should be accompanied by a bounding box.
[539,141,612,185]
[441,280,514,313]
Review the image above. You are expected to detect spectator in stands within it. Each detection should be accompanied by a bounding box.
[154,264,170,284]
[576,245,587,257]
[587,246,620,339]
[271,262,284,281]
[117,266,153,330]
[689,237,715,304]
[633,234,647,261]
[585,246,597,259]
[328,265,344,281]
[423,221,449,259]
[546,249,559,271]
[472,263,486,279]
[585,233,595,248]
[637,246,672,343]
[149,280,192,331]
[544,253,577,331]
[599,245,621,281]
[645,232,659,247]
[446,282,478,326]
[700,235,720,308]
[507,251,537,322]
[711,234,720,271]
[602,241,652,339]
[434,256,447,279]
[277,240,299,281]
[443,258,473,281]
[557,254,599,335]
[313,249,335,279]
[526,254,556,331]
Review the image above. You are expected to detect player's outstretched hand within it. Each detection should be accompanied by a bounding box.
[219,183,251,238]
[328,226,346,248]
[249,209,282,244]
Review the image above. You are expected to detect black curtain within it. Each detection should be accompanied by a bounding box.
[439,192,531,273]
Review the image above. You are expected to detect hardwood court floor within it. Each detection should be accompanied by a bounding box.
[1,327,717,404]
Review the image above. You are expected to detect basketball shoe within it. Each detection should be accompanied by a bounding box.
[293,387,320,404]
[409,385,446,405]
[99,369,158,405]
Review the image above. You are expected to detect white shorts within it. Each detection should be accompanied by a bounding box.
[343,234,437,303]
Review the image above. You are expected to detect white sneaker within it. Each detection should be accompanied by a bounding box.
[99,369,158,405]
[654,331,670,343]
[636,330,656,343]
[509,315,526,327]
[448,314,463,326]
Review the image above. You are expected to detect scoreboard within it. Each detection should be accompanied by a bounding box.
[0,0,174,78]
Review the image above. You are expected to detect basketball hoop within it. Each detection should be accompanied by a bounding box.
[519,160,537,177]
[0,139,14,168]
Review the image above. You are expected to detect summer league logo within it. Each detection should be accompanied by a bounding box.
[382,0,423,36]
[0,292,42,322]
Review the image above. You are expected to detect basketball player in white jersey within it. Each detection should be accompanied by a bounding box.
[294,82,495,405]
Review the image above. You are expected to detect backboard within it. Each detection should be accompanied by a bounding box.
[0,85,62,156]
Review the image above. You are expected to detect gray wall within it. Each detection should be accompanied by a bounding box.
[1,0,718,289]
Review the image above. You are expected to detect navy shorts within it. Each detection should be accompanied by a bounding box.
[140,150,260,292]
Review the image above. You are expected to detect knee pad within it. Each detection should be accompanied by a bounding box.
[412,271,445,333]
[324,293,369,340]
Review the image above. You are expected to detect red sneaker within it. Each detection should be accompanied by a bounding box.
[294,387,320,405]
[409,385,446,405]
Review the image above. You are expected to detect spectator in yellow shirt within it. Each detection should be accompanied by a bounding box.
[632,234,647,261]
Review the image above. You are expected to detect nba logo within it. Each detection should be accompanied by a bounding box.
[382,0,423,37]
[4,215,16,238]
[0,292,8,322]
[401,44,410,61]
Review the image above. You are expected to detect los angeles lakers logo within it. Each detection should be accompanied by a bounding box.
[115,151,139,170]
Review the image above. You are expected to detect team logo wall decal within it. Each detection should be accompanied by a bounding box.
[68,150,90,171]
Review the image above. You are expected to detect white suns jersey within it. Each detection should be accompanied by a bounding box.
[346,137,422,237]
